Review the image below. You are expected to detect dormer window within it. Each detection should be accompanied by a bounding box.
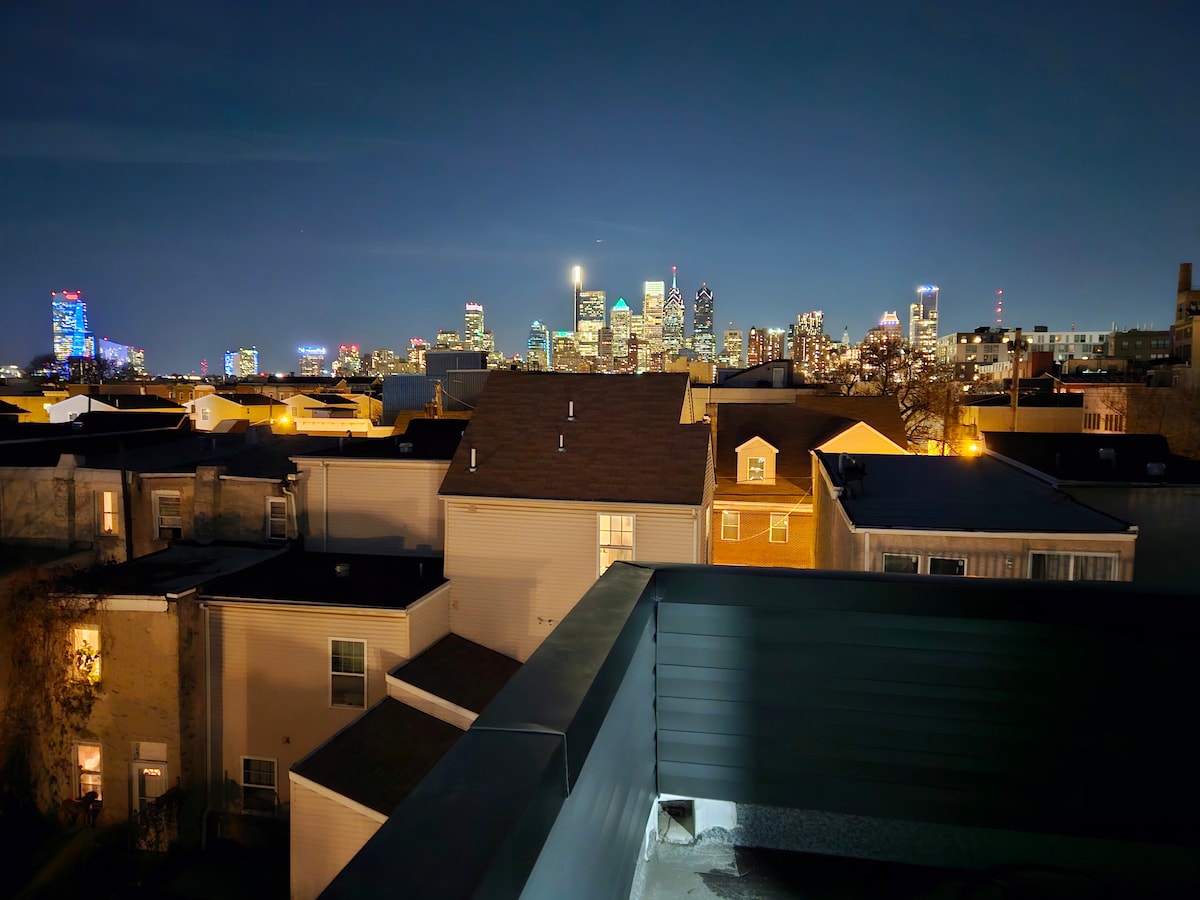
[735,437,778,485]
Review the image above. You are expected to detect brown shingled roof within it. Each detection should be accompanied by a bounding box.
[439,372,711,505]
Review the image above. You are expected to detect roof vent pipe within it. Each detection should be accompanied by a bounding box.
[468,447,477,472]
[334,563,350,577]
[567,401,575,421]
[558,434,565,452]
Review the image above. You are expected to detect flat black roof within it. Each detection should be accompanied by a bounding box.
[295,418,466,462]
[201,549,445,608]
[292,698,465,816]
[389,634,521,713]
[68,543,285,596]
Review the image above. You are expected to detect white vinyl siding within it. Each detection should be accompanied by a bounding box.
[445,498,703,662]
[302,462,448,553]
[209,604,416,809]
[290,778,384,900]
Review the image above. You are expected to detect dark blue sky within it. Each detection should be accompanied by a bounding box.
[2,1,1198,374]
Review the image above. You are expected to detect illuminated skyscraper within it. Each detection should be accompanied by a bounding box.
[693,283,715,361]
[866,311,904,347]
[51,290,91,364]
[766,328,787,363]
[663,266,684,355]
[789,311,828,377]
[576,290,607,358]
[527,320,551,371]
[643,280,665,353]
[298,346,326,376]
[721,329,743,367]
[224,346,259,378]
[333,344,362,376]
[464,302,486,352]
[408,338,430,372]
[610,298,632,359]
[909,285,939,359]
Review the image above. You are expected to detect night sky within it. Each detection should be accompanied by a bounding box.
[2,1,1198,374]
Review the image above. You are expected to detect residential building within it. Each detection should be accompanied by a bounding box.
[224,347,259,378]
[46,393,186,424]
[909,285,938,359]
[438,372,713,661]
[294,418,464,554]
[1172,262,1200,369]
[813,451,1136,579]
[937,327,1008,382]
[298,347,326,376]
[186,392,288,431]
[1021,326,1109,366]
[711,403,907,569]
[958,391,1084,438]
[1106,328,1171,366]
[283,393,385,436]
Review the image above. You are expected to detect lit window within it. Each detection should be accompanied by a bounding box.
[241,757,276,813]
[330,639,366,708]
[153,491,182,541]
[747,457,766,481]
[77,743,103,800]
[98,491,117,535]
[1029,552,1116,581]
[598,514,634,575]
[72,626,101,684]
[720,510,740,541]
[769,514,788,543]
[882,553,919,574]
[266,498,287,541]
[200,407,211,422]
[929,557,966,576]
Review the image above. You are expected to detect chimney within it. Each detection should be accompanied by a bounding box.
[1180,263,1193,294]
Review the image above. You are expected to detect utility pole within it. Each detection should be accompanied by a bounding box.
[1009,327,1024,432]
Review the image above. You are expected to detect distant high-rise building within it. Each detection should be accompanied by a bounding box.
[333,344,362,376]
[643,280,665,353]
[610,298,632,360]
[51,290,91,365]
[464,302,486,352]
[867,311,904,346]
[746,327,765,367]
[97,337,146,374]
[408,338,430,372]
[571,265,583,329]
[435,330,463,351]
[693,283,715,361]
[298,346,326,376]
[789,311,828,377]
[663,266,684,356]
[721,329,744,367]
[369,348,400,376]
[224,346,259,378]
[527,320,551,371]
[766,328,787,364]
[552,331,583,373]
[909,286,939,359]
[576,290,607,358]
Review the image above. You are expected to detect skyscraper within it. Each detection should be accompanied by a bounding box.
[464,302,486,352]
[224,346,259,378]
[790,311,827,377]
[333,344,362,376]
[643,280,665,354]
[298,346,326,376]
[693,283,715,361]
[721,329,743,367]
[909,286,939,359]
[51,290,91,365]
[663,266,684,356]
[576,290,607,358]
[527,320,551,371]
[610,298,632,360]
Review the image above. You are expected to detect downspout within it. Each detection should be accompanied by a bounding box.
[863,530,870,572]
[200,601,213,850]
[321,460,329,552]
[120,441,134,562]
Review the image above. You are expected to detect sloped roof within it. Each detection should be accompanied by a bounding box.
[59,393,185,410]
[966,392,1083,408]
[983,432,1200,484]
[0,399,25,415]
[716,405,867,482]
[296,392,356,405]
[295,418,466,462]
[815,451,1134,534]
[791,395,909,447]
[291,698,464,816]
[389,634,521,713]
[213,393,283,407]
[439,373,711,505]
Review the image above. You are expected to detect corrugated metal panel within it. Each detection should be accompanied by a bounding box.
[211,604,410,808]
[655,567,1200,844]
[441,370,490,412]
[382,375,436,418]
[445,499,698,662]
[322,464,446,553]
[290,779,382,900]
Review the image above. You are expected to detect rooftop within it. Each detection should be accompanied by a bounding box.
[68,542,285,596]
[201,549,445,608]
[984,432,1200,484]
[389,634,522,713]
[815,451,1134,533]
[440,372,711,505]
[964,392,1083,408]
[291,698,465,816]
[295,418,466,462]
[213,392,287,406]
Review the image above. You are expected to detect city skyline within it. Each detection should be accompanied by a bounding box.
[2,2,1198,373]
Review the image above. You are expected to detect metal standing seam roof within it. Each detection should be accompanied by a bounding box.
[815,451,1135,533]
[439,372,711,505]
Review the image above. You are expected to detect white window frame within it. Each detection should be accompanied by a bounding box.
[768,513,788,543]
[152,490,182,541]
[97,490,118,536]
[330,638,367,709]
[240,756,277,814]
[720,510,740,541]
[882,553,919,574]
[747,456,766,482]
[265,497,287,541]
[1028,551,1118,582]
[928,556,967,576]
[76,742,103,801]
[598,513,635,576]
[200,406,211,422]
